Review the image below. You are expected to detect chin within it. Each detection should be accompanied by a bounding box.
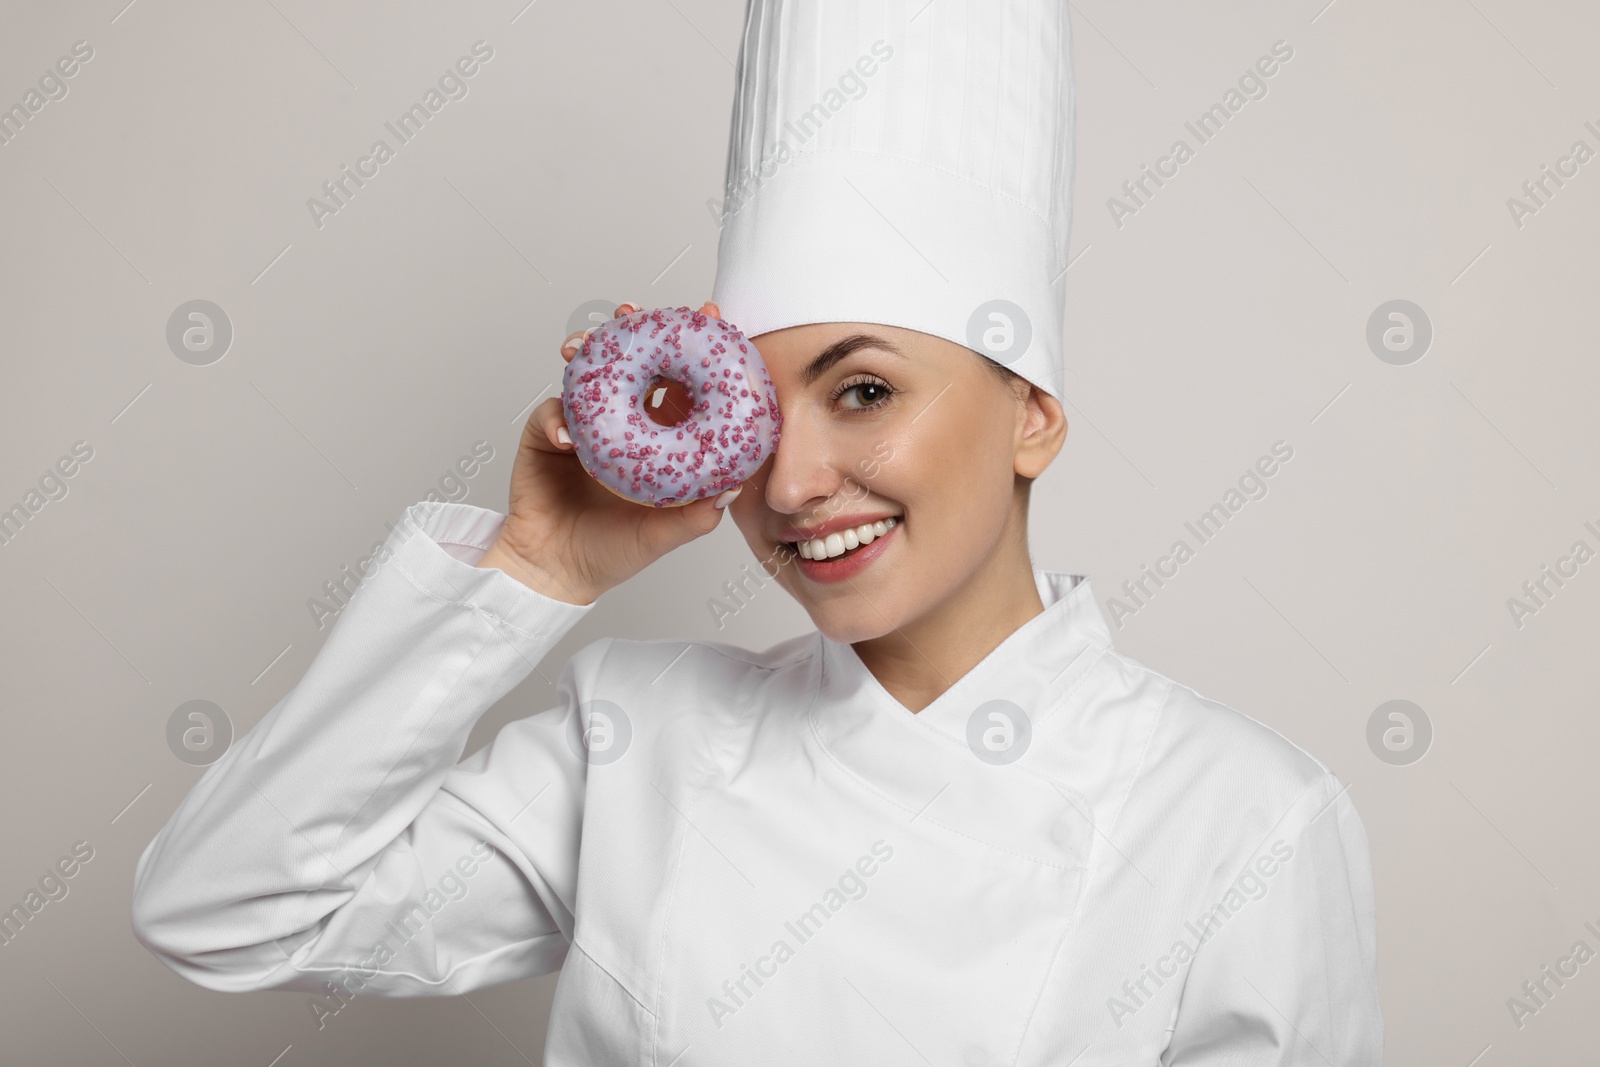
[812,618,884,646]
[802,598,901,646]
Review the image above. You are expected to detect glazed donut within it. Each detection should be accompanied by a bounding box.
[561,306,782,507]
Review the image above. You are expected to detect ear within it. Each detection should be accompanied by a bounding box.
[1014,388,1067,479]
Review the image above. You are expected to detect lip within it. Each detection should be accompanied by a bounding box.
[778,512,902,543]
[789,518,900,584]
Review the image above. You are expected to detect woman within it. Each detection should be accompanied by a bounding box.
[132,2,1382,1063]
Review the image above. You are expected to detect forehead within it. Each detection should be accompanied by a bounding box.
[752,320,884,352]
[749,322,921,388]
[751,321,969,369]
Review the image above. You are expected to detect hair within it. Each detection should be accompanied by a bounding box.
[979,353,1033,401]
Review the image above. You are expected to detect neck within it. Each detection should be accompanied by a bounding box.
[850,521,1044,714]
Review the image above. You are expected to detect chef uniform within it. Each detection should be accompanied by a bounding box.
[132,2,1383,1063]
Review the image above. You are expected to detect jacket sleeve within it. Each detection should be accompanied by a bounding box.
[1162,771,1384,1065]
[130,501,605,1000]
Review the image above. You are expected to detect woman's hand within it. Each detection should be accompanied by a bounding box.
[474,301,743,604]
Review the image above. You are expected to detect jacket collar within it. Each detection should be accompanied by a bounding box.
[804,572,1113,865]
[815,570,1112,737]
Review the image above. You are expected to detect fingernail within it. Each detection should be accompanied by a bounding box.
[714,486,742,509]
[556,426,572,445]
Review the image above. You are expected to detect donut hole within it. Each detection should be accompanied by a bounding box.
[643,375,695,427]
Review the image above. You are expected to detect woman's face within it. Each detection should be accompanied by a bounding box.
[727,320,1063,644]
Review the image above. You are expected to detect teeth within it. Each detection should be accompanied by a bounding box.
[797,517,898,560]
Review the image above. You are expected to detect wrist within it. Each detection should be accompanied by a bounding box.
[475,538,599,606]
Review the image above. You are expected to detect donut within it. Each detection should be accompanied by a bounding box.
[561,306,782,507]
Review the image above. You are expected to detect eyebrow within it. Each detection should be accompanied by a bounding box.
[801,333,905,387]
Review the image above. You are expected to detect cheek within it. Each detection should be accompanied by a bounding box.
[737,454,783,522]
[728,490,770,550]
[903,417,1010,504]
[726,495,753,536]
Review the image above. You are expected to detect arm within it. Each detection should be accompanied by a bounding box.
[131,294,739,999]
[1162,772,1384,1065]
[130,501,600,997]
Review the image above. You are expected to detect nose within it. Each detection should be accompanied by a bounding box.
[761,401,853,520]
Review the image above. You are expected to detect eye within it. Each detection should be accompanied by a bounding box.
[832,374,894,412]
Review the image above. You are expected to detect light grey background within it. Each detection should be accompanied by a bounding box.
[2,0,1596,1063]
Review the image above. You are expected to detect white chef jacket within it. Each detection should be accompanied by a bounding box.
[131,501,1383,1064]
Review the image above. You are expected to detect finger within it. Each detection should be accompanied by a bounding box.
[523,396,574,454]
[700,301,722,320]
[560,325,597,363]
[563,303,641,363]
[640,490,729,555]
[672,483,741,535]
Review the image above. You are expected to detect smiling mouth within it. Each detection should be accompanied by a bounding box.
[784,516,901,561]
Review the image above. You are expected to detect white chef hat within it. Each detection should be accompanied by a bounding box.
[709,0,1075,403]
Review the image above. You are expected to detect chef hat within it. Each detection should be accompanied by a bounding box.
[709,0,1075,403]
